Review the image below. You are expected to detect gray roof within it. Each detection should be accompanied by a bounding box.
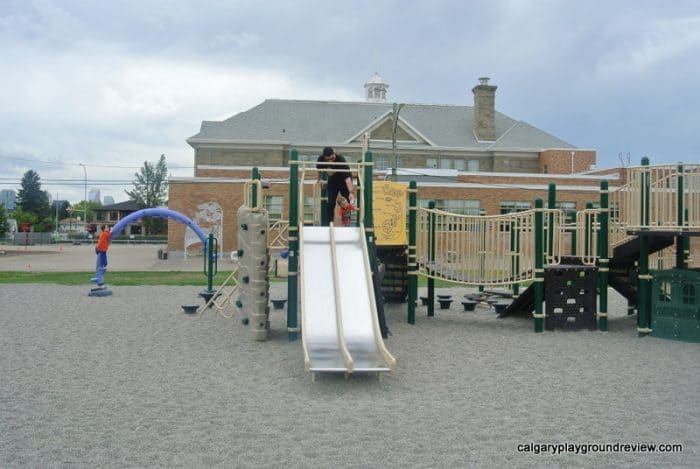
[94,200,139,212]
[188,99,574,151]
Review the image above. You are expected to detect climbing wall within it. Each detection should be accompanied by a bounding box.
[236,206,270,341]
[544,264,598,331]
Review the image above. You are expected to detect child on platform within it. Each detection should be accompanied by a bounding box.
[336,195,359,226]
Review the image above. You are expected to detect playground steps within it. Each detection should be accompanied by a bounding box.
[498,284,534,318]
[499,257,584,318]
[377,246,408,303]
[609,233,675,307]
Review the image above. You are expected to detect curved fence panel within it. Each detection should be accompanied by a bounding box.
[416,207,564,287]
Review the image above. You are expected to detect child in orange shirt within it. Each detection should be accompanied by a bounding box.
[336,195,359,226]
[91,225,111,285]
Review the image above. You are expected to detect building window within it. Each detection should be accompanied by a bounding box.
[440,159,451,169]
[467,160,480,172]
[264,195,284,221]
[445,199,480,215]
[396,156,402,168]
[500,201,532,214]
[426,158,438,169]
[377,155,388,170]
[303,196,316,224]
[453,159,465,171]
[556,202,577,223]
[419,199,441,209]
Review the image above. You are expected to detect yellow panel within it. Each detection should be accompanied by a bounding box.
[373,181,408,246]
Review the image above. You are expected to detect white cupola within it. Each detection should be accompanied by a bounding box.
[364,72,389,103]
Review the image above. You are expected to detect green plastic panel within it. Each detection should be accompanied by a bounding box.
[651,268,700,343]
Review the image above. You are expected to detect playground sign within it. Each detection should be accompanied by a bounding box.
[373,181,408,246]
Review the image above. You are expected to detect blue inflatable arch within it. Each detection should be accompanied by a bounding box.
[110,208,208,248]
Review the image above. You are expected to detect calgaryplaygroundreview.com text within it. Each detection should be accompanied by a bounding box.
[517,442,683,456]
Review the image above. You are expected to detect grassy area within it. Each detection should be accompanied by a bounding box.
[0,271,250,286]
[0,271,524,288]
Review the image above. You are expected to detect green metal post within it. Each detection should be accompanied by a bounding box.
[676,164,685,269]
[206,233,215,292]
[407,181,417,324]
[598,180,609,331]
[547,182,556,260]
[363,151,380,279]
[287,150,299,341]
[684,208,690,266]
[638,157,651,336]
[428,201,436,317]
[363,152,374,233]
[251,167,260,208]
[570,227,577,256]
[534,198,544,333]
[320,171,329,226]
[510,218,520,298]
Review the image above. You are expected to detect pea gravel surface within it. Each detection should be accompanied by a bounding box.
[1,284,698,467]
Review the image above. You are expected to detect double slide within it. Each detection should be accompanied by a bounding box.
[300,225,396,376]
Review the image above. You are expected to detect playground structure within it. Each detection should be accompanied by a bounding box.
[194,157,396,377]
[407,158,700,341]
[286,149,396,378]
[181,153,698,351]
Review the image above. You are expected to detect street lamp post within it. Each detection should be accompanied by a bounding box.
[391,102,405,182]
[79,163,87,232]
[55,193,59,234]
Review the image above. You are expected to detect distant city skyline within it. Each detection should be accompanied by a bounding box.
[1,189,16,213]
[88,188,101,204]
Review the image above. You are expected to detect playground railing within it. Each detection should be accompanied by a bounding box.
[268,218,289,251]
[416,207,565,287]
[293,159,368,228]
[576,209,602,264]
[613,163,700,232]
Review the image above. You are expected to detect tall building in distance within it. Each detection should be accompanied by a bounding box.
[103,195,115,205]
[88,188,101,204]
[0,189,16,213]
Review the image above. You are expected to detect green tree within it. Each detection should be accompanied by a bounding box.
[0,203,8,237]
[125,154,169,235]
[71,200,101,223]
[17,170,50,219]
[11,207,39,229]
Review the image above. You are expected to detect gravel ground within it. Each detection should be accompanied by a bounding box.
[1,283,698,467]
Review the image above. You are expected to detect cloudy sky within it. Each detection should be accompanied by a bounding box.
[1,0,699,204]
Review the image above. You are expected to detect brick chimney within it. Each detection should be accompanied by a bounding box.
[472,77,497,141]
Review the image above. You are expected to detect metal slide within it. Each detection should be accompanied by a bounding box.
[300,224,396,376]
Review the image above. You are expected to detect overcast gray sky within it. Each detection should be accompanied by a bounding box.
[1,0,698,204]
